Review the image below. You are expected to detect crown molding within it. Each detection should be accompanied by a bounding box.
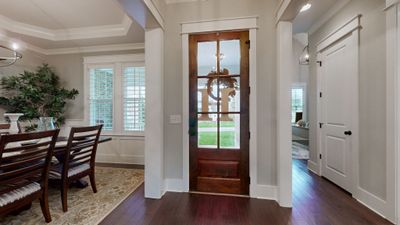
[45,43,145,55]
[0,14,133,41]
[0,33,144,55]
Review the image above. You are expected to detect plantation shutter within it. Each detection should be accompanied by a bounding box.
[89,68,113,131]
[123,66,145,131]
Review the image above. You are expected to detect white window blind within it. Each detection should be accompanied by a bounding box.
[123,67,145,131]
[89,68,113,131]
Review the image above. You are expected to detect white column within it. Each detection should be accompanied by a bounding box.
[276,21,293,207]
[145,28,164,199]
[385,1,398,223]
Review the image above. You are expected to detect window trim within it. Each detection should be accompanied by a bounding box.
[83,54,145,136]
[291,82,307,124]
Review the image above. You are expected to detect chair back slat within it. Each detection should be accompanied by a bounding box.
[0,130,59,190]
[62,125,102,175]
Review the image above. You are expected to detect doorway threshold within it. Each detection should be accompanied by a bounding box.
[189,191,250,198]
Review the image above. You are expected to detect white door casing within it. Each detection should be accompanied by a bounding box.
[317,15,360,195]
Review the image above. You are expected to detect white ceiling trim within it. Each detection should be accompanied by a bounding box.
[0,33,144,55]
[181,16,258,34]
[0,14,133,41]
[45,43,145,55]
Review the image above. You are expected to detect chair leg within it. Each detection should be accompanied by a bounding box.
[89,171,97,193]
[61,181,68,212]
[39,192,51,223]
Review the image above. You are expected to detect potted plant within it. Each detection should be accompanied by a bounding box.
[0,64,79,131]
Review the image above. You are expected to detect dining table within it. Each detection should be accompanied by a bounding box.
[2,134,112,188]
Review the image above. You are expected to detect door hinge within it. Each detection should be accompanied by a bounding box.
[317,61,322,67]
[245,40,250,49]
[249,177,251,184]
[249,131,251,139]
[319,154,322,159]
[319,122,324,128]
[249,86,251,95]
[319,92,322,98]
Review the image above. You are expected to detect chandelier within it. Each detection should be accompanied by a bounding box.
[0,44,22,67]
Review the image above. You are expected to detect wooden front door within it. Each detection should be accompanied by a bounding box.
[189,31,250,195]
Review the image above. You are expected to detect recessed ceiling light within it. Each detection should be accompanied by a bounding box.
[300,3,311,13]
[12,43,19,50]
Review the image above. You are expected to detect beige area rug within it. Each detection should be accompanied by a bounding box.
[0,167,144,225]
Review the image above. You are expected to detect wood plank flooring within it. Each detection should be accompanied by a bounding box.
[100,160,393,225]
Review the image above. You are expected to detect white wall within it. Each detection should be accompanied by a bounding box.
[163,0,279,186]
[292,34,309,122]
[308,0,387,200]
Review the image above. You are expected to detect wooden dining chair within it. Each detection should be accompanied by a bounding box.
[50,125,102,212]
[0,129,60,223]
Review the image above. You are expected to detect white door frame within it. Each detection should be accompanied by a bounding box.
[181,17,261,197]
[385,0,400,223]
[315,15,361,195]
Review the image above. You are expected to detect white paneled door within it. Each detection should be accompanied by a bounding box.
[319,33,358,193]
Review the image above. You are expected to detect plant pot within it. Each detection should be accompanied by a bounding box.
[4,113,24,134]
[37,117,56,131]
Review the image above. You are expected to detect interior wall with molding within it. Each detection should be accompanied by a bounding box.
[163,0,279,185]
[308,0,387,199]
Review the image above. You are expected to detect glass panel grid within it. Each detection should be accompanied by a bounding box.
[291,88,304,123]
[89,68,113,131]
[123,67,146,131]
[196,38,242,150]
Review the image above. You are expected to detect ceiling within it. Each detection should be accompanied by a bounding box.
[293,0,350,34]
[0,0,144,53]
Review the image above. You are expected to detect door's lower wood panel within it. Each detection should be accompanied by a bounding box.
[198,160,239,178]
[197,177,241,194]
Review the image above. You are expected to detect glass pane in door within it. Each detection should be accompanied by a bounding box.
[197,78,218,113]
[220,40,240,75]
[219,76,240,113]
[198,113,218,148]
[219,114,240,149]
[197,41,217,76]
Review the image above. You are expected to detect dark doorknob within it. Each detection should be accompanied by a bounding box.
[344,130,352,136]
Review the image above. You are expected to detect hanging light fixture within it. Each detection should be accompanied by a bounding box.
[299,45,310,65]
[0,44,22,67]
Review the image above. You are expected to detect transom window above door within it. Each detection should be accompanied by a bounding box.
[84,54,145,136]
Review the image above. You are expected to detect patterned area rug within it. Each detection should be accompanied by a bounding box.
[292,142,309,159]
[0,167,144,225]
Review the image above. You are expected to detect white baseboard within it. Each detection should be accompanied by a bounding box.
[163,179,278,201]
[164,178,184,193]
[307,160,320,175]
[356,187,387,219]
[96,155,144,165]
[250,184,278,201]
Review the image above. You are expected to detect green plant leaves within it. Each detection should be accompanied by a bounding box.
[0,64,79,129]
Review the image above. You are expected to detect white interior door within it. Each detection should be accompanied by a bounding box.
[320,34,358,193]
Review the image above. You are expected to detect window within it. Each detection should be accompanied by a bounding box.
[84,54,145,135]
[291,84,306,124]
[89,68,114,131]
[123,67,145,131]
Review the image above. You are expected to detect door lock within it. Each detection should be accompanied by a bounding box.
[344,130,352,136]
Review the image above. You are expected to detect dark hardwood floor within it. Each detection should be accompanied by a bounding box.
[100,160,393,225]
